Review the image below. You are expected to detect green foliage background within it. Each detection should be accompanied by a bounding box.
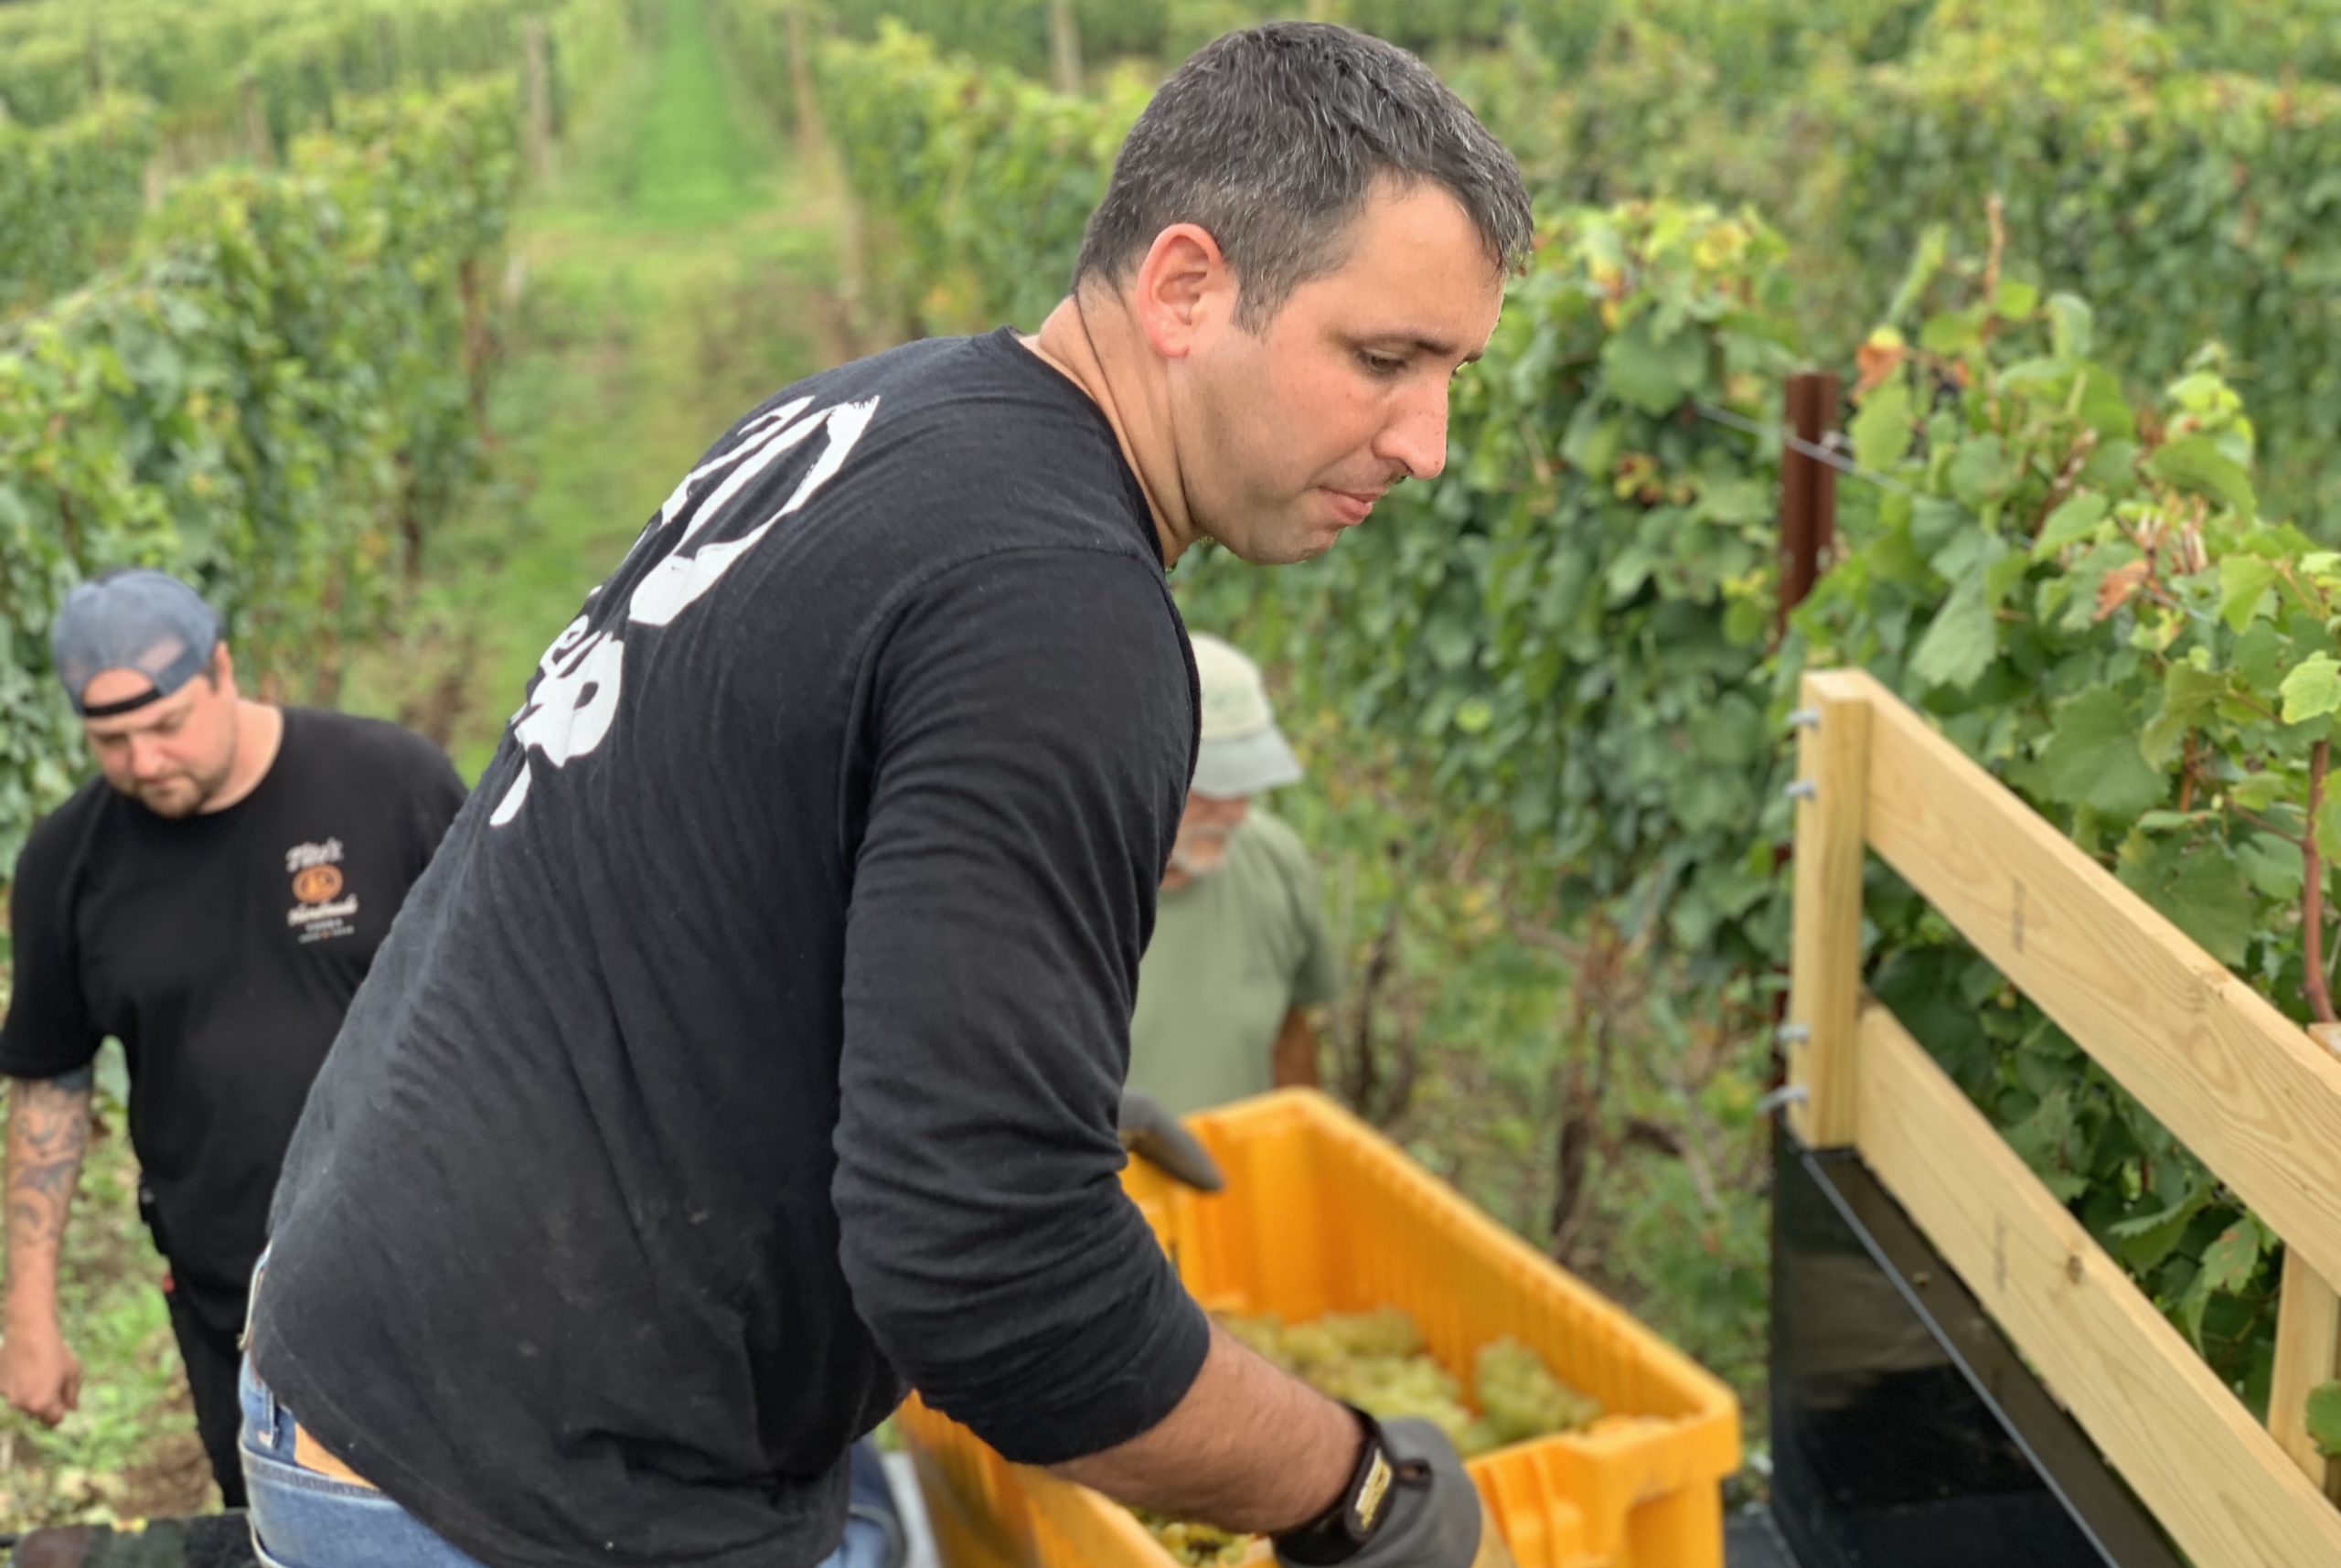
[0,79,525,871]
[0,0,641,871]
[9,0,2341,1506]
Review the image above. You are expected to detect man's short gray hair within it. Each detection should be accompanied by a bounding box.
[1074,22,1532,330]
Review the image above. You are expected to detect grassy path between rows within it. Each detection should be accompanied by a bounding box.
[343,0,851,776]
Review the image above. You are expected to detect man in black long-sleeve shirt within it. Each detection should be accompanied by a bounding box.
[245,22,1530,1568]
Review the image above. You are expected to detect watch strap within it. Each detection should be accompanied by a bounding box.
[1271,1406,1402,1566]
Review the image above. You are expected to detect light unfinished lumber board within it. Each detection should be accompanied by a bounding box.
[1786,671,1873,1147]
[1839,667,2341,1290]
[1855,1001,2341,1568]
[2270,1255,2341,1500]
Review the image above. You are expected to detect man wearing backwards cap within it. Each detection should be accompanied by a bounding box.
[0,568,465,1508]
[1129,634,1340,1115]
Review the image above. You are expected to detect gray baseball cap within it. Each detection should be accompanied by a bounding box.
[50,569,221,718]
[1190,632,1303,799]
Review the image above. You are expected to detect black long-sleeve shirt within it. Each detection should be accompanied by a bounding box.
[253,329,1211,1568]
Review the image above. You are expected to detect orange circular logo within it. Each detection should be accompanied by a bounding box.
[292,865,345,904]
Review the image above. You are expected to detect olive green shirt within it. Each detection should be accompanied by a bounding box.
[1128,810,1341,1115]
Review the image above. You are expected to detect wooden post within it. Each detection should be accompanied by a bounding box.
[1785,670,1872,1147]
[522,16,553,183]
[2270,1251,2341,1500]
[2276,1020,2341,1499]
[242,77,273,165]
[785,2,821,155]
[1047,0,1084,96]
[1777,370,1841,638]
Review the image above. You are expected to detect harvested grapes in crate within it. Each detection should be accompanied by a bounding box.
[1135,1307,1599,1561]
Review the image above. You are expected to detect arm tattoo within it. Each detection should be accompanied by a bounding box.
[5,1074,94,1258]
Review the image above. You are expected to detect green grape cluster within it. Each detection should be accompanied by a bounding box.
[1235,1309,1482,1454]
[1135,1509,1252,1566]
[1128,1309,1604,1562]
[1472,1338,1602,1449]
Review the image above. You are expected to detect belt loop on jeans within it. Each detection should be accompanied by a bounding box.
[241,1243,271,1352]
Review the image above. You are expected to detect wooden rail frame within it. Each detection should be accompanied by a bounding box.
[1785,669,2341,1566]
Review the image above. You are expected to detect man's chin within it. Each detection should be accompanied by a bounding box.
[1215,525,1342,568]
[124,781,203,817]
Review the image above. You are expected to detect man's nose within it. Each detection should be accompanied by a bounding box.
[1374,381,1451,482]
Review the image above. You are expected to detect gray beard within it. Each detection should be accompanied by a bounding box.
[1169,835,1234,880]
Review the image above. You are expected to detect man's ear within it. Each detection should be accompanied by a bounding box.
[209,642,236,697]
[1129,222,1237,361]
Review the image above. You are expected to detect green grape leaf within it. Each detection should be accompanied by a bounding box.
[2308,1382,2341,1459]
[2118,834,2256,966]
[1599,316,1708,414]
[2236,833,2304,900]
[2145,436,2256,517]
[2108,1189,2210,1275]
[1949,433,2019,508]
[2038,688,2165,818]
[2139,664,2224,767]
[2198,1219,2263,1296]
[2219,556,2280,633]
[2235,621,2289,687]
[2282,654,2341,724]
[1908,575,1998,691]
[2229,771,2293,812]
[1920,304,1985,356]
[2045,293,2093,358]
[2033,493,2109,558]
[1850,379,1914,473]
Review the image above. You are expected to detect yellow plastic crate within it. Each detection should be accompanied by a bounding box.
[896,1089,1740,1568]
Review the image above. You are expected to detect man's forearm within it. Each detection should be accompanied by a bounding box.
[1273,1008,1320,1091]
[5,1072,92,1328]
[1049,1320,1360,1532]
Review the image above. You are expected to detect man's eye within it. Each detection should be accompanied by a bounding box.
[1358,350,1406,378]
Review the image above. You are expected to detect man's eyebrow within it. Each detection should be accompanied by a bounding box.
[1365,333,1480,364]
[88,704,184,738]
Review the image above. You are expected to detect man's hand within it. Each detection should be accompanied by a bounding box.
[5,1072,93,1427]
[1,1315,82,1425]
[1274,1416,1499,1568]
[1117,1089,1224,1192]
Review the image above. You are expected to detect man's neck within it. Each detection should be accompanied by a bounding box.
[1024,293,1199,569]
[202,700,284,815]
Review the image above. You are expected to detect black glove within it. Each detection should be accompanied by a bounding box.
[1272,1413,1484,1568]
[1116,1089,1224,1192]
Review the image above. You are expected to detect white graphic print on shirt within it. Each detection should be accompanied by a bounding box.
[490,394,880,827]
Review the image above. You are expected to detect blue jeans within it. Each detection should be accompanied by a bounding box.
[239,1354,904,1568]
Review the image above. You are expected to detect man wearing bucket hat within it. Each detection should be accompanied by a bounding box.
[0,568,465,1508]
[1130,633,1340,1115]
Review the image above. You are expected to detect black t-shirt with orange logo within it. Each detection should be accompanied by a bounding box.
[0,707,465,1333]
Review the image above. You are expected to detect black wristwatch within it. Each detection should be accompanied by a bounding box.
[1271,1406,1401,1565]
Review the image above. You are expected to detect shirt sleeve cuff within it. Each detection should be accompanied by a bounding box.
[938,1253,1212,1467]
